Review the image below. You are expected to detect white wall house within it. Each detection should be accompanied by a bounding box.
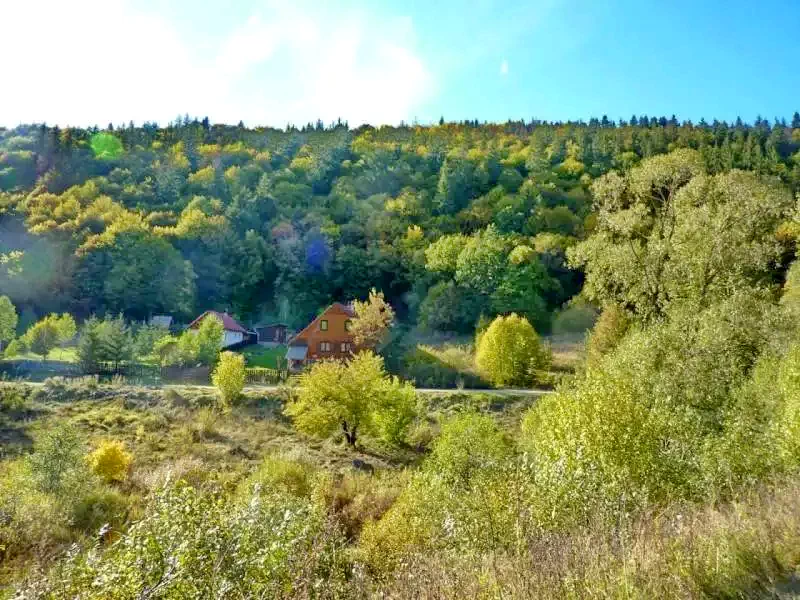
[222,329,245,348]
[187,311,249,348]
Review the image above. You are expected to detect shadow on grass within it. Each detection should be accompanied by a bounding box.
[400,346,491,390]
[0,423,34,456]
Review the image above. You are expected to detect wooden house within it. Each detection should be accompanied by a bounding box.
[286,303,356,370]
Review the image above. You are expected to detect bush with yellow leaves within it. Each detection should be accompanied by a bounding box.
[212,351,246,408]
[86,440,132,483]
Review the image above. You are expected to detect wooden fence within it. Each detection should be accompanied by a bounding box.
[0,360,80,382]
[90,363,212,385]
[1,361,287,386]
[244,367,288,385]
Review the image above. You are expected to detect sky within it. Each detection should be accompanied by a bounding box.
[1,0,799,128]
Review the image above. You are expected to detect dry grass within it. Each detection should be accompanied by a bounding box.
[546,332,586,373]
[366,477,800,599]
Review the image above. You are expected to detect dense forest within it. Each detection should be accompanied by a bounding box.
[3,114,800,333]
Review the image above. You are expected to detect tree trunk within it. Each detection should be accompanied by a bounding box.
[341,421,357,448]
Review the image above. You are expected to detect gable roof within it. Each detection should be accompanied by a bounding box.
[149,315,173,328]
[289,302,355,345]
[187,310,248,334]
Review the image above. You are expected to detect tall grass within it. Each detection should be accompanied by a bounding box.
[368,477,800,599]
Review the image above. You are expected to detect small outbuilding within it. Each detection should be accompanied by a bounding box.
[256,323,289,344]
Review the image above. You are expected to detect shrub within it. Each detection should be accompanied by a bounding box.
[71,488,130,533]
[19,483,349,598]
[371,478,800,599]
[359,413,517,573]
[519,293,781,526]
[401,346,488,389]
[22,313,76,359]
[86,440,133,483]
[426,412,514,486]
[193,406,219,439]
[3,337,27,357]
[318,471,406,540]
[212,351,245,407]
[0,384,27,411]
[0,460,72,566]
[239,453,318,499]
[195,314,224,366]
[153,335,179,365]
[0,294,18,345]
[475,313,548,387]
[372,375,418,446]
[585,303,630,366]
[27,425,88,494]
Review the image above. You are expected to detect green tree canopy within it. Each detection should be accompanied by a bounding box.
[22,313,76,359]
[475,313,548,387]
[285,351,416,447]
[0,295,18,343]
[569,150,793,319]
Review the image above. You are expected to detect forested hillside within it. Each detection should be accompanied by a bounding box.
[5,113,800,598]
[3,114,800,330]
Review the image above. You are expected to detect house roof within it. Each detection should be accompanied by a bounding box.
[256,323,289,329]
[149,315,173,328]
[330,302,356,317]
[286,345,308,361]
[187,311,248,333]
[290,302,355,344]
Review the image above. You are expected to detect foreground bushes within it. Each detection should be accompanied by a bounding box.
[8,290,800,597]
[19,483,349,599]
[359,413,519,573]
[371,478,800,599]
[357,292,800,577]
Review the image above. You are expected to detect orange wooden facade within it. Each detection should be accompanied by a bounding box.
[289,303,356,362]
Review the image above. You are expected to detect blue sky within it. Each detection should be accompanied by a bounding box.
[1,0,798,127]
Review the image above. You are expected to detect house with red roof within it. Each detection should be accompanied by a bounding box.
[187,310,251,348]
[286,302,357,370]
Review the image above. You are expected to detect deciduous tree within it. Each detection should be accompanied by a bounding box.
[285,351,416,447]
[475,314,548,387]
[351,289,395,349]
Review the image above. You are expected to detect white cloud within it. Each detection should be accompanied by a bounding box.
[500,59,509,76]
[0,0,433,127]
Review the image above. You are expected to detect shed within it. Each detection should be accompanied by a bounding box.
[256,323,289,344]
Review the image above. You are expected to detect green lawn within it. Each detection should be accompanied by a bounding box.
[4,347,78,363]
[239,344,287,369]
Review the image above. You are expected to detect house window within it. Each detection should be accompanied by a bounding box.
[341,342,352,353]
[320,341,332,352]
[344,319,352,332]
[320,319,328,331]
